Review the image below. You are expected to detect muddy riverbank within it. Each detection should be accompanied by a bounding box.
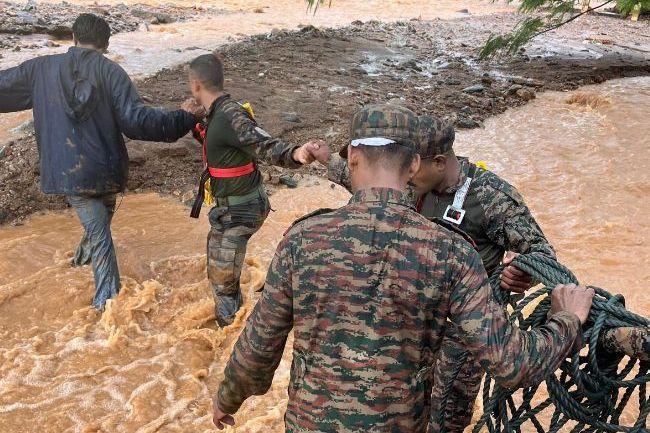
[1,12,649,224]
[0,1,224,50]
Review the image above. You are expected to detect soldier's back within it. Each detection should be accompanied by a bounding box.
[282,187,480,433]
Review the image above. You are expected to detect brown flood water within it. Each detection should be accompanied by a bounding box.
[0,77,648,432]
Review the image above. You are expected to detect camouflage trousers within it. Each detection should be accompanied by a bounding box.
[429,323,483,433]
[207,190,270,327]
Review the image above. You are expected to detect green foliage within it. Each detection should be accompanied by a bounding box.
[306,0,332,14]
[306,0,648,56]
[479,18,545,57]
[480,0,648,57]
[618,0,650,13]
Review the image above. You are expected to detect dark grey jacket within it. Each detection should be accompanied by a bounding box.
[0,46,195,195]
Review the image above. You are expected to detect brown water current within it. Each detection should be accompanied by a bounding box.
[0,77,648,432]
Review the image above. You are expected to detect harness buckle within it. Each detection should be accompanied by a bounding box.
[443,205,465,225]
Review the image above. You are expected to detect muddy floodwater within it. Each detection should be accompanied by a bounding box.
[0,77,648,432]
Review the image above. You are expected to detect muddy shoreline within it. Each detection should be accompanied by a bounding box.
[1,13,649,224]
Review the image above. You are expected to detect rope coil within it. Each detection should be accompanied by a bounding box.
[444,253,649,433]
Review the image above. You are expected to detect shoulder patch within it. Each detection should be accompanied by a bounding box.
[431,217,478,250]
[284,208,336,235]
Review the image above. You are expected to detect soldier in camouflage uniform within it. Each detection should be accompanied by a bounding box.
[184,54,322,327]
[211,105,594,432]
[324,114,557,432]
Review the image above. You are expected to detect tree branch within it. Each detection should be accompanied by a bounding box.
[531,0,616,39]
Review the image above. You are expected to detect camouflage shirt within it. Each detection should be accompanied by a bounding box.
[204,94,301,197]
[216,188,581,433]
[327,156,556,274]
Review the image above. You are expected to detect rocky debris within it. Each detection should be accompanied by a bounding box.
[462,84,486,94]
[515,88,536,101]
[511,77,545,87]
[507,84,524,94]
[457,117,482,128]
[2,15,649,224]
[279,174,299,188]
[0,1,225,40]
[281,112,301,123]
[0,144,10,159]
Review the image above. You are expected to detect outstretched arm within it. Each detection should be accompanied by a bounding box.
[0,63,33,112]
[108,64,195,142]
[215,237,295,418]
[221,102,319,168]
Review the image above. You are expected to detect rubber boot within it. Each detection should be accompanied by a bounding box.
[215,290,243,328]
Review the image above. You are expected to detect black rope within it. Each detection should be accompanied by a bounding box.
[438,252,650,433]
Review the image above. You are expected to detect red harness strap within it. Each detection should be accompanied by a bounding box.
[208,163,256,178]
[194,123,256,179]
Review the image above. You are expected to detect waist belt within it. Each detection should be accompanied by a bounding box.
[214,184,266,207]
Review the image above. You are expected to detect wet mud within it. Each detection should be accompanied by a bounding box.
[1,14,649,224]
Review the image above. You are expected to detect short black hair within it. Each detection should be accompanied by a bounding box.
[189,54,224,91]
[356,143,416,174]
[72,14,111,49]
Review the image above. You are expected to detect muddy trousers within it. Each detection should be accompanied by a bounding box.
[207,191,270,327]
[428,323,483,433]
[67,194,120,310]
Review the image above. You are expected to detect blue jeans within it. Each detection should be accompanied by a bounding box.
[67,194,120,310]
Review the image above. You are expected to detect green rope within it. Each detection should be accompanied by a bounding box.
[442,252,650,433]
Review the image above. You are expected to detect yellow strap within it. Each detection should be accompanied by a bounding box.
[241,102,255,119]
[475,161,488,170]
[204,179,214,206]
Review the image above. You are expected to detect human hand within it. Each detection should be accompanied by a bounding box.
[181,98,206,120]
[306,139,332,165]
[292,140,327,165]
[550,284,595,324]
[500,252,533,293]
[212,398,235,430]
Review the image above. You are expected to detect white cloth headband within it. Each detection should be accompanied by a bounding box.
[350,137,397,147]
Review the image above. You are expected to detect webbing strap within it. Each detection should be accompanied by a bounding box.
[208,162,256,178]
[452,176,472,210]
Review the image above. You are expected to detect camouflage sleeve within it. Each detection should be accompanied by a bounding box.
[216,237,295,414]
[448,243,581,389]
[482,181,556,259]
[223,103,302,168]
[600,327,649,361]
[327,153,352,192]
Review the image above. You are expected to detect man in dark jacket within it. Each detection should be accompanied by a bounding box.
[0,14,197,310]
